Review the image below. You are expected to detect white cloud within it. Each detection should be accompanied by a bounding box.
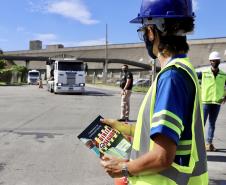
[28,0,99,25]
[33,33,58,42]
[47,0,99,25]
[27,0,48,12]
[192,0,199,12]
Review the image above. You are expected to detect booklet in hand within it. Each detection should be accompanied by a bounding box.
[77,115,131,159]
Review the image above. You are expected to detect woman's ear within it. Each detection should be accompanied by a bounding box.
[159,49,171,58]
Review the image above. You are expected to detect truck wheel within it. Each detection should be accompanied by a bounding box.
[53,89,58,94]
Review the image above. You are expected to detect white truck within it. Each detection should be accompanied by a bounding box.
[46,59,85,94]
[27,70,40,85]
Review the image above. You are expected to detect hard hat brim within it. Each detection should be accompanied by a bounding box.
[130,16,143,24]
[209,57,221,60]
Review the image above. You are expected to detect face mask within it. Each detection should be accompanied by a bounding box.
[145,39,157,59]
[211,61,220,69]
[143,30,157,59]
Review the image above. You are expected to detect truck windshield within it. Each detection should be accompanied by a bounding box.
[58,62,84,71]
[29,72,39,77]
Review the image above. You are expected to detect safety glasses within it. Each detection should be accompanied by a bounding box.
[137,25,154,41]
[137,26,148,41]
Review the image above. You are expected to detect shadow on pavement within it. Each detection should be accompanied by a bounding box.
[209,179,226,185]
[14,131,64,139]
[216,149,226,153]
[0,163,6,172]
[207,155,226,162]
[52,90,113,96]
[0,84,23,86]
[0,130,63,142]
[84,90,113,96]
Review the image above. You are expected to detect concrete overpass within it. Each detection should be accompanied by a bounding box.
[0,55,152,71]
[2,37,226,73]
[3,43,150,72]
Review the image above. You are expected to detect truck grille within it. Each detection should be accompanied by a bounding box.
[66,72,76,85]
[30,79,37,83]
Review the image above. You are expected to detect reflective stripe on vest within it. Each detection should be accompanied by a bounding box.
[130,86,153,159]
[176,140,192,155]
[201,69,226,104]
[152,110,184,137]
[130,58,208,185]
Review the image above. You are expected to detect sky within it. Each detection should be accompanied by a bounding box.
[0,0,226,51]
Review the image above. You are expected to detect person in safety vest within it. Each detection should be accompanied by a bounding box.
[100,0,209,185]
[197,51,226,152]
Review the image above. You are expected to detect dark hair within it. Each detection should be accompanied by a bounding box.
[156,17,194,54]
[158,35,189,54]
[164,17,195,36]
[122,64,128,68]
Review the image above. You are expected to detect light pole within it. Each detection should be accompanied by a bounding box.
[103,24,108,84]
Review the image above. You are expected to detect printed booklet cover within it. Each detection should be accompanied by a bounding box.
[77,115,131,159]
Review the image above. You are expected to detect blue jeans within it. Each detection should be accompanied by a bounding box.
[203,104,221,144]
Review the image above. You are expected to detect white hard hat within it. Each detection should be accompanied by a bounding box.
[209,51,221,60]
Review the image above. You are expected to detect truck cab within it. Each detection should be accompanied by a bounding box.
[47,59,85,94]
[27,70,40,85]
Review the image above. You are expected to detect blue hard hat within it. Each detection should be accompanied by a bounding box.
[130,0,194,23]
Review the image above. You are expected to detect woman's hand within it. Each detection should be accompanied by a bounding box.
[100,118,135,137]
[100,118,120,129]
[100,155,128,178]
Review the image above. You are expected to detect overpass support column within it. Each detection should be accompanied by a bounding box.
[25,60,30,69]
[103,62,108,84]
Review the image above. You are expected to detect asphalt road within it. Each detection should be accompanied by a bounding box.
[0,85,225,185]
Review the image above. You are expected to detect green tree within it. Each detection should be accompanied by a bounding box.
[0,60,6,70]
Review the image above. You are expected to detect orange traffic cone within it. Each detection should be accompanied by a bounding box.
[114,177,128,185]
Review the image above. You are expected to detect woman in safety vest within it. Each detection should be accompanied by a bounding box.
[100,0,208,184]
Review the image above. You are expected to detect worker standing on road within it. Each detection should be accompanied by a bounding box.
[38,77,43,88]
[100,0,208,184]
[118,65,133,122]
[197,51,226,151]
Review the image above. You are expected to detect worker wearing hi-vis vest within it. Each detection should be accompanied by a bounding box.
[197,51,226,152]
[100,0,208,185]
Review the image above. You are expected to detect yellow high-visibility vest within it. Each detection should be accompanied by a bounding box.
[201,68,226,104]
[129,58,208,185]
